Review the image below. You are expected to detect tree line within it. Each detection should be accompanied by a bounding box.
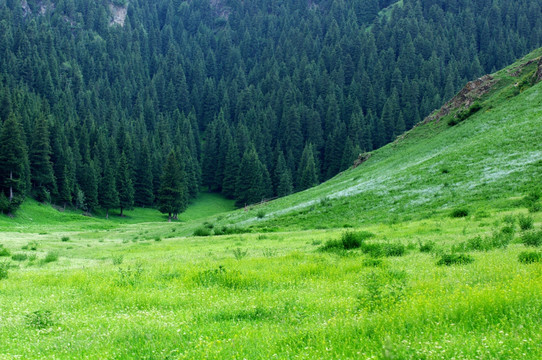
[1,0,541,217]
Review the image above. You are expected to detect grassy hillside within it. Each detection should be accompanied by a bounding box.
[216,48,542,232]
[1,51,542,359]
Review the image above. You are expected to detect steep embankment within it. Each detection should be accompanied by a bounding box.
[220,49,542,230]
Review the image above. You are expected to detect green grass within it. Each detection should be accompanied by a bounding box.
[1,50,542,358]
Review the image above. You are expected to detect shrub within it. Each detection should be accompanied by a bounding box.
[232,248,248,260]
[318,239,344,253]
[358,269,407,311]
[518,214,534,231]
[521,230,542,247]
[112,255,124,265]
[502,214,516,225]
[43,251,59,263]
[25,310,54,329]
[203,222,214,229]
[154,236,162,242]
[193,227,212,237]
[116,262,144,286]
[26,241,38,251]
[256,210,266,219]
[0,261,8,280]
[449,102,482,126]
[361,258,384,267]
[419,240,435,253]
[0,245,10,257]
[361,242,406,258]
[528,202,541,213]
[262,248,277,258]
[11,253,28,261]
[451,208,469,218]
[61,236,70,242]
[437,253,474,266]
[216,226,250,235]
[518,251,542,264]
[341,231,365,250]
[319,197,332,207]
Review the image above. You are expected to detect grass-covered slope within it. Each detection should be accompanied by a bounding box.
[221,49,542,231]
[1,51,542,359]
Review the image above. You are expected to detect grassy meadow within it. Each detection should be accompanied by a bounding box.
[1,52,542,359]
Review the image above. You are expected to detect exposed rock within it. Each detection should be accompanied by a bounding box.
[508,57,541,77]
[353,152,372,169]
[109,3,128,27]
[21,0,31,17]
[422,75,497,125]
[210,0,231,19]
[534,57,542,83]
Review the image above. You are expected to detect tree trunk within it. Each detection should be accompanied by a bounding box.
[120,207,124,217]
[106,208,109,219]
[168,213,171,222]
[9,171,13,202]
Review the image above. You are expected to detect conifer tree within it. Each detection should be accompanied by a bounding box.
[134,142,154,207]
[57,165,72,210]
[222,137,240,199]
[100,160,119,219]
[235,145,266,207]
[117,152,134,217]
[0,114,28,214]
[30,115,56,202]
[297,143,319,191]
[158,151,183,222]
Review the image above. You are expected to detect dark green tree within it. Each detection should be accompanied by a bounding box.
[134,142,154,207]
[117,152,134,217]
[30,116,56,202]
[235,145,266,207]
[100,160,119,219]
[157,151,184,222]
[0,114,28,214]
[297,143,319,191]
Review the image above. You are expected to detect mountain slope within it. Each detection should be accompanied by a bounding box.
[221,49,542,230]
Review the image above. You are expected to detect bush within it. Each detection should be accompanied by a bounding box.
[518,251,542,264]
[419,240,435,253]
[24,241,38,251]
[528,202,541,213]
[521,230,542,247]
[0,261,8,280]
[43,251,59,263]
[112,255,124,265]
[11,253,28,261]
[193,227,212,237]
[25,310,54,329]
[451,208,469,218]
[361,242,406,258]
[518,214,534,231]
[341,231,372,250]
[256,210,266,219]
[61,236,70,242]
[465,229,512,252]
[232,248,248,260]
[319,239,344,253]
[437,253,474,266]
[449,102,482,126]
[319,231,375,252]
[361,258,384,267]
[0,245,10,257]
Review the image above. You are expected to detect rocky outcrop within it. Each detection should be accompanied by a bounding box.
[534,57,542,83]
[353,153,372,169]
[422,75,497,125]
[109,3,128,27]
